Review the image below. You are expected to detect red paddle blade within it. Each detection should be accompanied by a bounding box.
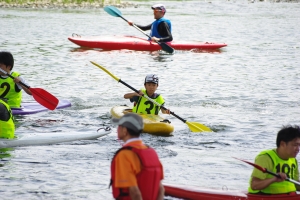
[233,157,267,173]
[29,88,59,110]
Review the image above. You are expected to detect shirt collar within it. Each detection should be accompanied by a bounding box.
[124,137,143,145]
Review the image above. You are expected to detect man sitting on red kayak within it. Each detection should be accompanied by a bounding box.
[128,4,173,43]
[248,125,300,195]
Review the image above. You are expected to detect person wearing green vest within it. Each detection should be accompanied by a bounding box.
[0,51,32,108]
[124,74,170,115]
[0,98,15,139]
[248,125,300,195]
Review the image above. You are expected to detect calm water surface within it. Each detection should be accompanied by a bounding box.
[0,0,300,199]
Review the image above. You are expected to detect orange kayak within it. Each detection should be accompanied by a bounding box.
[68,35,227,51]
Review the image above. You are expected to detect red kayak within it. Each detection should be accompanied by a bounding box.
[68,35,227,51]
[164,183,300,200]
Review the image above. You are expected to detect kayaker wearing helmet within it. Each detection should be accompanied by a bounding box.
[127,4,173,43]
[248,125,300,195]
[124,74,170,115]
[110,113,165,200]
[0,98,15,139]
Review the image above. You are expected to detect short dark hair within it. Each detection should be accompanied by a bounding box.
[276,125,300,147]
[125,126,142,137]
[0,51,14,70]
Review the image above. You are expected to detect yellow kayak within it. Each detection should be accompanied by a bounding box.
[110,105,174,136]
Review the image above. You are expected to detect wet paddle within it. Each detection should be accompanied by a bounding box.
[233,157,300,186]
[103,5,175,54]
[0,68,59,110]
[90,61,212,132]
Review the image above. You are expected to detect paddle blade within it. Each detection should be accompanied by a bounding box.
[233,157,267,173]
[186,121,212,132]
[104,6,122,18]
[90,61,120,82]
[29,88,59,110]
[158,42,175,54]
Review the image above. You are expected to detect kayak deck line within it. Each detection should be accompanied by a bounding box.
[163,183,300,200]
[11,99,71,115]
[0,128,111,148]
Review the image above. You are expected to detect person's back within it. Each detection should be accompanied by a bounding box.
[248,125,300,195]
[0,98,15,139]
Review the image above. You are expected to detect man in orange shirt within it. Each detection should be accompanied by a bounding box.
[110,113,164,200]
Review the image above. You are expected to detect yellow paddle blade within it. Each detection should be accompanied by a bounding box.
[186,121,213,132]
[90,61,120,82]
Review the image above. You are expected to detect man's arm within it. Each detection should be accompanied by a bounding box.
[129,186,142,200]
[156,182,164,200]
[250,154,287,191]
[124,91,142,99]
[251,176,283,190]
[135,24,152,31]
[157,22,173,42]
[14,76,32,95]
[161,107,170,114]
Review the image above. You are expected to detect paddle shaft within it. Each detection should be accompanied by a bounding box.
[234,157,300,186]
[0,69,31,89]
[118,15,154,41]
[265,168,300,186]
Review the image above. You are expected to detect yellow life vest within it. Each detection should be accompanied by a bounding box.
[132,89,165,115]
[0,71,22,108]
[248,149,297,194]
[0,99,15,139]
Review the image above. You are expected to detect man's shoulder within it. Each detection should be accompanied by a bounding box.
[11,71,20,75]
[115,148,136,159]
[116,145,147,160]
[255,150,274,169]
[158,21,171,27]
[256,153,272,162]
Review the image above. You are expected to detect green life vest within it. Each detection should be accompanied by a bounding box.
[0,71,22,108]
[132,89,165,115]
[0,99,15,139]
[248,149,297,194]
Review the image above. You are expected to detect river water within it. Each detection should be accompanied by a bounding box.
[1,0,300,199]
